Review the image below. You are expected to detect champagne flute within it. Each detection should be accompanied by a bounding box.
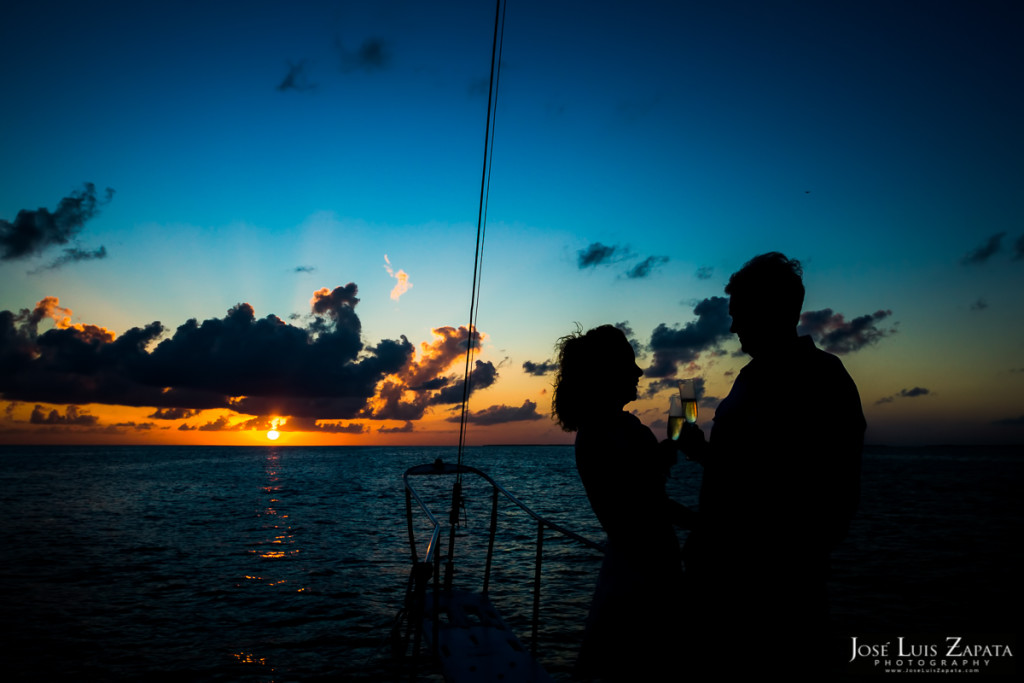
[678,379,698,424]
[667,394,685,440]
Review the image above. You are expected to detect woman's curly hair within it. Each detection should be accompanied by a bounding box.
[552,324,625,432]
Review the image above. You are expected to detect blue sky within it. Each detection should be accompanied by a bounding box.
[2,0,1022,445]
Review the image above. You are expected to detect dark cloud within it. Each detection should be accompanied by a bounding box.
[294,265,315,273]
[30,404,98,426]
[1014,234,1024,261]
[523,359,557,376]
[336,37,391,73]
[641,376,711,403]
[286,418,365,434]
[641,378,678,398]
[992,415,1024,427]
[364,329,492,421]
[113,421,156,431]
[798,308,895,354]
[429,360,498,405]
[197,415,233,432]
[1,288,504,427]
[277,60,316,92]
[310,282,360,320]
[29,245,107,274]
[578,242,625,268]
[378,421,414,433]
[197,415,274,432]
[355,39,389,69]
[1,287,414,420]
[613,321,644,356]
[875,386,932,405]
[149,407,198,420]
[646,297,732,378]
[614,321,635,339]
[1,184,113,261]
[626,255,668,279]
[696,266,714,280]
[961,232,1005,265]
[448,399,543,426]
[969,298,988,311]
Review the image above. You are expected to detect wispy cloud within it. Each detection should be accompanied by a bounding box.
[577,242,625,268]
[1,183,113,261]
[336,36,391,73]
[626,255,669,279]
[29,245,107,274]
[875,386,931,405]
[277,60,317,92]
[961,232,1005,265]
[383,254,412,300]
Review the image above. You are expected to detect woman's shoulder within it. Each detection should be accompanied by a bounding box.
[578,411,656,445]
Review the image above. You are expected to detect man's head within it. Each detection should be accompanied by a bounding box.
[725,252,804,356]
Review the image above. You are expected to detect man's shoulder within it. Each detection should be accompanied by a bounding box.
[798,336,852,371]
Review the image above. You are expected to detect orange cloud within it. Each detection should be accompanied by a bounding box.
[383,254,412,300]
[31,296,116,342]
[408,325,483,386]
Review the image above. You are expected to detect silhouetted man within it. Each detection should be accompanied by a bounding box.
[679,252,865,680]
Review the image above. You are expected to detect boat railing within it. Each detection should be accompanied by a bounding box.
[397,459,604,673]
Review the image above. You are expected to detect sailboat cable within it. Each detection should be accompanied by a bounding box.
[462,0,507,462]
[474,0,507,351]
[455,0,506,478]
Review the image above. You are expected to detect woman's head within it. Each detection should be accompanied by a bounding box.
[552,324,642,432]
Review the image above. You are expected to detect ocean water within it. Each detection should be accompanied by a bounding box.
[1,444,1020,681]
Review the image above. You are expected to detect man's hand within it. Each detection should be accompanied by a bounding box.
[677,422,709,464]
[657,438,679,471]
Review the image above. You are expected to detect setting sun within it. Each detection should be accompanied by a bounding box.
[267,430,280,441]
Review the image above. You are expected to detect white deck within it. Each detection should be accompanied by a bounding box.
[422,589,554,683]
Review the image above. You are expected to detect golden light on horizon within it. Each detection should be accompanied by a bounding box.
[267,430,280,441]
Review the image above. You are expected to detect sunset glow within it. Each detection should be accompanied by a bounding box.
[1,1,1022,447]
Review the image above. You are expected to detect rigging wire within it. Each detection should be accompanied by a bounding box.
[444,0,506,590]
[455,0,506,477]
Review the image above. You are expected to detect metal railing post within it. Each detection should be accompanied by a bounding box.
[531,520,543,656]
[483,484,499,595]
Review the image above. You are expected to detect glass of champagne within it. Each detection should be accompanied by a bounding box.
[678,379,698,424]
[668,394,685,440]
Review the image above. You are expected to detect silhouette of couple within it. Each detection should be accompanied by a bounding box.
[553,253,866,681]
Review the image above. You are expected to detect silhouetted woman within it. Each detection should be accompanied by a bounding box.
[553,324,694,681]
